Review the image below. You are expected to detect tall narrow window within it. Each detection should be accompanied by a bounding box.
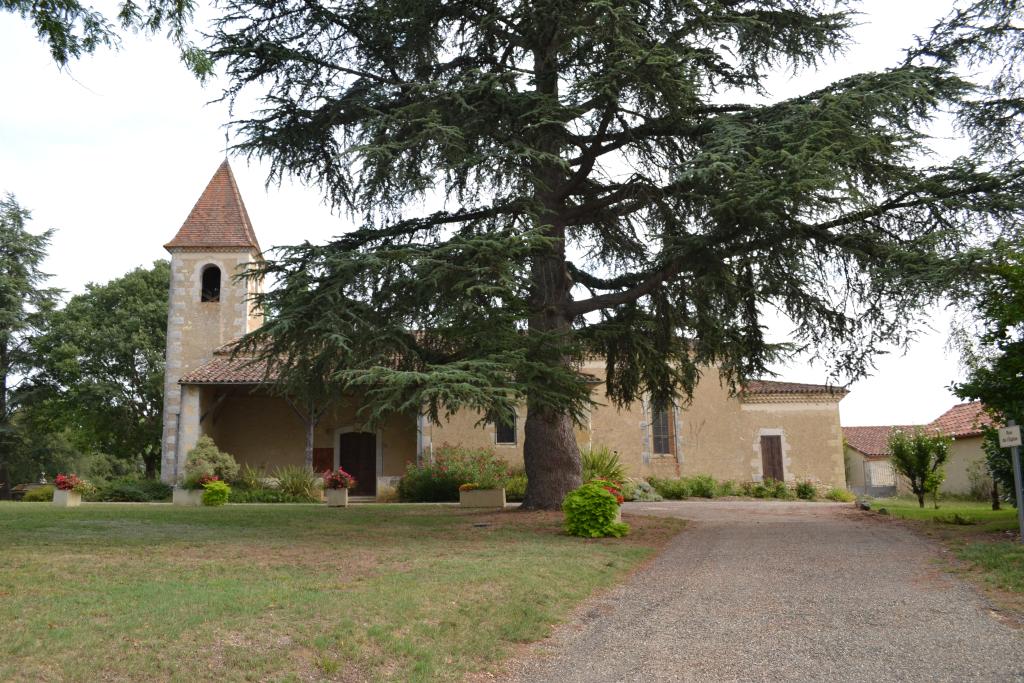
[495,415,516,445]
[201,265,221,302]
[650,405,675,455]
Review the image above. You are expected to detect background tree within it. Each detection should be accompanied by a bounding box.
[214,0,1024,508]
[0,194,59,498]
[2,0,211,76]
[30,261,169,478]
[889,429,952,509]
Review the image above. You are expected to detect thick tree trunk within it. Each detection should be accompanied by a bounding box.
[518,22,582,510]
[916,491,925,508]
[521,407,582,509]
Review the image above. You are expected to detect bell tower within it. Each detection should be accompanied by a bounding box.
[160,160,263,483]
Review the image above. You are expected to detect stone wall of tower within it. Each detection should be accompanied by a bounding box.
[159,248,262,483]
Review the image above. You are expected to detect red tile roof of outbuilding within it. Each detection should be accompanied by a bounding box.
[164,160,261,251]
[843,425,921,457]
[930,401,992,439]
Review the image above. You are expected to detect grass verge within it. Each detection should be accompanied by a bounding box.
[0,503,682,682]
[868,497,1024,609]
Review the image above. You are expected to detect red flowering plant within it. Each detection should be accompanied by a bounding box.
[592,478,625,505]
[54,473,86,492]
[182,472,220,490]
[322,467,357,490]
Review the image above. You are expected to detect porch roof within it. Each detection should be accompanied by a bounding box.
[179,356,271,385]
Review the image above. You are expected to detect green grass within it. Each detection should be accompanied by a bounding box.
[870,497,1019,532]
[870,497,1024,599]
[0,503,680,682]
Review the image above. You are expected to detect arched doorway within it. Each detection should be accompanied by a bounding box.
[338,431,377,496]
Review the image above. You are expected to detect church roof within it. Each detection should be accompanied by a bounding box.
[164,160,262,251]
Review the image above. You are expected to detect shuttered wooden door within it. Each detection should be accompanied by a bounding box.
[760,435,784,482]
[339,432,377,497]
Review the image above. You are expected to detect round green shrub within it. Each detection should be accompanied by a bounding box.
[562,481,629,538]
[21,485,54,502]
[201,480,231,506]
[795,480,817,500]
[184,436,239,483]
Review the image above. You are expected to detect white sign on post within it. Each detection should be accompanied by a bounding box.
[999,425,1022,449]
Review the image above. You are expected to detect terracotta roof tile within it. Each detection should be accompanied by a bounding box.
[743,379,849,397]
[843,425,921,457]
[164,160,261,251]
[929,401,992,439]
[179,356,272,385]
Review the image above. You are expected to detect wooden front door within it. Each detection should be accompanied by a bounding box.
[760,435,784,482]
[339,432,377,496]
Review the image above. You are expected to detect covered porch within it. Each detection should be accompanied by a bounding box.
[177,379,419,497]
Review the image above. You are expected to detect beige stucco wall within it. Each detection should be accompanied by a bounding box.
[160,247,264,483]
[200,389,417,478]
[943,435,986,495]
[427,360,846,487]
[845,447,866,489]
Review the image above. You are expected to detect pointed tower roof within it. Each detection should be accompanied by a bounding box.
[164,160,262,251]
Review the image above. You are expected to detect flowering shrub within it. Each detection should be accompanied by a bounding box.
[322,467,357,490]
[54,474,92,494]
[398,445,511,502]
[201,480,231,506]
[563,481,629,538]
[592,478,625,504]
[182,472,221,490]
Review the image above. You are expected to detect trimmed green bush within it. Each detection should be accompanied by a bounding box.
[229,488,317,503]
[86,478,172,502]
[562,481,629,538]
[795,480,816,500]
[715,479,737,497]
[183,436,239,483]
[581,445,627,483]
[504,470,527,502]
[398,446,512,502]
[825,487,855,502]
[21,485,54,502]
[648,477,690,500]
[202,480,231,506]
[688,474,717,498]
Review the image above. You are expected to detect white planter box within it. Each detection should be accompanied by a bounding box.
[459,488,506,508]
[173,488,204,507]
[53,490,81,508]
[325,488,349,507]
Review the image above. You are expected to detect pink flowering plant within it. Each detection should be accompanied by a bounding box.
[322,467,357,490]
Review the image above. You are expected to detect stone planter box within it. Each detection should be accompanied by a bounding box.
[325,488,349,507]
[53,490,81,508]
[459,488,506,508]
[172,488,204,507]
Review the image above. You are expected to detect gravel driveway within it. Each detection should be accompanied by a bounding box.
[507,500,1024,682]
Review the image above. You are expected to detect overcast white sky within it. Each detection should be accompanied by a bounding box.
[0,0,974,427]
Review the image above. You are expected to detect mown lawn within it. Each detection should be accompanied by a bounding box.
[0,503,683,682]
[870,497,1024,598]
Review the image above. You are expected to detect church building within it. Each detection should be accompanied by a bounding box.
[160,161,850,495]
